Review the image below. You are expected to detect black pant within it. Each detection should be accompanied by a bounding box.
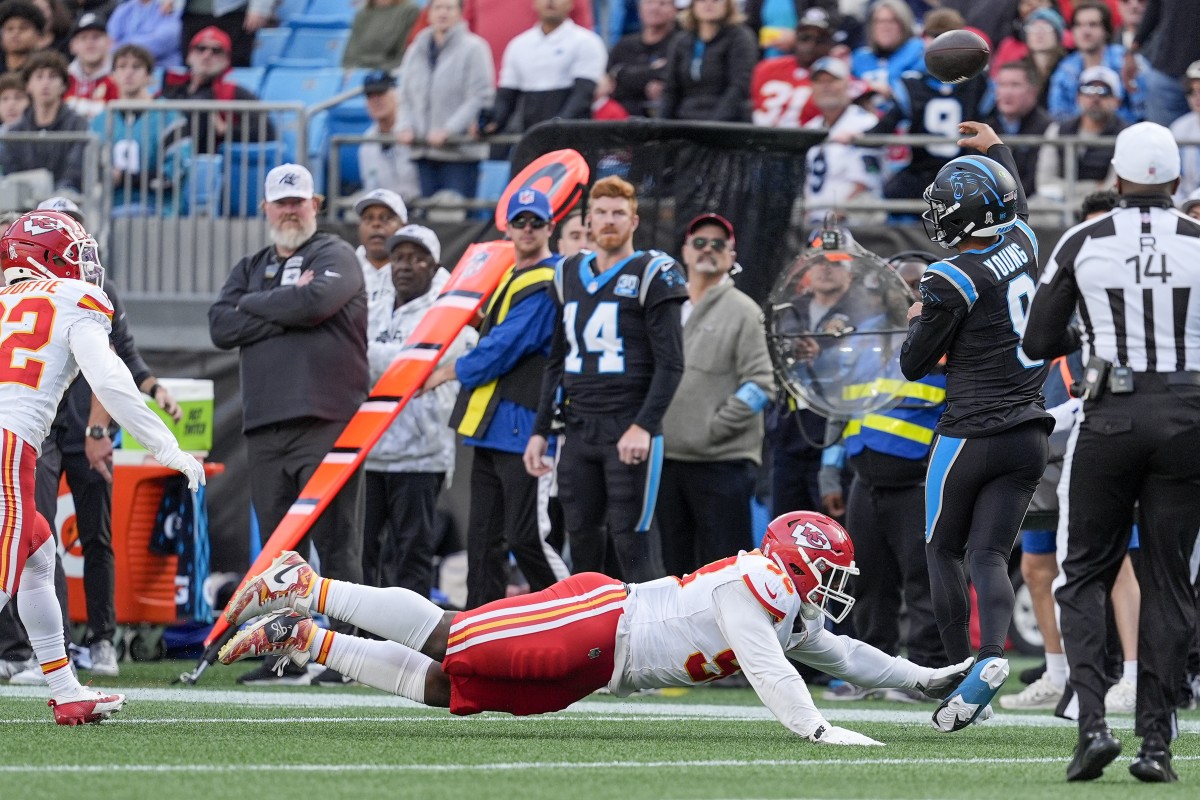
[362,471,443,597]
[925,420,1048,663]
[465,448,567,609]
[245,417,364,635]
[658,458,755,577]
[769,445,822,518]
[848,475,944,666]
[1056,378,1200,742]
[557,416,662,583]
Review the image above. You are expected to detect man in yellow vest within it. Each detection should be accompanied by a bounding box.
[424,189,570,608]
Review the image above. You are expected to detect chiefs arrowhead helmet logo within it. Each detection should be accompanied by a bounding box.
[791,520,831,551]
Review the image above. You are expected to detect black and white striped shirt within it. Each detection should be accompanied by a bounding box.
[1025,196,1200,371]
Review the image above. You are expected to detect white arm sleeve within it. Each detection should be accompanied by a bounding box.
[68,317,186,464]
[786,625,927,690]
[711,581,828,738]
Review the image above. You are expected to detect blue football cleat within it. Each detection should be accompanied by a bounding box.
[932,656,1009,732]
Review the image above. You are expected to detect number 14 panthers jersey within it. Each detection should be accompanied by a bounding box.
[0,278,113,451]
[553,250,687,418]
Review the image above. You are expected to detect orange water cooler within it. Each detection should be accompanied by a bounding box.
[58,453,223,625]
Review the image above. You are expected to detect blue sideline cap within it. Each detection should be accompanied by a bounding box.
[506,188,553,222]
[363,70,396,95]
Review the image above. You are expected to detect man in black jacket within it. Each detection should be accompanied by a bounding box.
[606,0,681,117]
[986,61,1052,196]
[208,164,368,685]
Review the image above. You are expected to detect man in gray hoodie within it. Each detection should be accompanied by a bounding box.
[657,214,775,576]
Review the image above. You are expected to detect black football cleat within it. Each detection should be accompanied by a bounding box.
[1129,746,1178,783]
[1066,728,1122,782]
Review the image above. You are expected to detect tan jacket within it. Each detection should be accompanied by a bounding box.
[661,280,775,463]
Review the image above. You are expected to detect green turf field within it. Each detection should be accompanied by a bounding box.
[1,660,1196,800]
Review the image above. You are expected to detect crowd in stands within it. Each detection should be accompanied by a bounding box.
[0,0,1194,216]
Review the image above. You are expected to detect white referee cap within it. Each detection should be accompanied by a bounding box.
[1111,122,1180,184]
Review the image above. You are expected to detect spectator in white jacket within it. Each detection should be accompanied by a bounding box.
[396,0,494,199]
[362,225,477,595]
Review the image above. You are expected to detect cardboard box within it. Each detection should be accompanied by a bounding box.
[119,378,213,455]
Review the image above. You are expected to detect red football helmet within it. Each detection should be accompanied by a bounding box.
[760,510,859,622]
[1,210,103,287]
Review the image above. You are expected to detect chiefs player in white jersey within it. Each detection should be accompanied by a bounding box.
[220,511,972,744]
[0,210,205,724]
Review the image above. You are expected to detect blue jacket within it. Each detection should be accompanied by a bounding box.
[108,0,184,69]
[1047,46,1147,125]
[851,38,925,91]
[455,265,559,455]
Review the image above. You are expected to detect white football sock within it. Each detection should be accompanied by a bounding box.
[309,629,431,703]
[318,580,443,650]
[17,539,80,697]
[1045,652,1068,689]
[1123,660,1138,683]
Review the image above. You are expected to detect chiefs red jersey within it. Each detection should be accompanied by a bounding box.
[751,56,820,128]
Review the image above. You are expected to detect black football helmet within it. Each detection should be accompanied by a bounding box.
[922,156,1019,249]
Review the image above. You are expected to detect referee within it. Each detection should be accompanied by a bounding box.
[1025,122,1200,784]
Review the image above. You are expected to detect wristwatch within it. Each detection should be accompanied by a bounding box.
[86,425,109,440]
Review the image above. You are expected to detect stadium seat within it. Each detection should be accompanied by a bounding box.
[284,14,352,29]
[251,28,291,68]
[259,66,344,106]
[220,141,286,217]
[476,160,512,201]
[341,68,372,91]
[327,95,370,194]
[185,154,223,216]
[265,57,331,71]
[284,28,351,66]
[227,66,266,95]
[308,0,357,21]
[274,0,310,23]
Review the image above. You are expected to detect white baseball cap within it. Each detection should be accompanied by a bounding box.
[354,188,407,222]
[264,164,315,202]
[386,224,441,264]
[1111,122,1181,184]
[36,196,84,222]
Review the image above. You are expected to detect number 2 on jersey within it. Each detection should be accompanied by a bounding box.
[1005,273,1043,369]
[563,301,625,373]
[0,297,56,389]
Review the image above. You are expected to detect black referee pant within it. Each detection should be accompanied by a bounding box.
[1056,376,1200,745]
[557,414,663,583]
[848,475,945,666]
[657,458,756,577]
[925,420,1048,663]
[245,417,364,636]
[465,447,568,609]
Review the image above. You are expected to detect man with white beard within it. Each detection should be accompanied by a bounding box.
[655,213,775,578]
[209,164,369,685]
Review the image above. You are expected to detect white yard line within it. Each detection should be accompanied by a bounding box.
[0,756,1197,774]
[0,685,1195,730]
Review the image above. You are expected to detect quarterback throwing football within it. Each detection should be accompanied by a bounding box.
[0,211,206,724]
[220,510,971,745]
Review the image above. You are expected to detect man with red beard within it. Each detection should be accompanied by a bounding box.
[524,176,687,583]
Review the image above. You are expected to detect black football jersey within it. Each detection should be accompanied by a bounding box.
[882,70,996,180]
[553,250,687,417]
[900,219,1052,437]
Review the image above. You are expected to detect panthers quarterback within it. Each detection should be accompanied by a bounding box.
[0,210,206,724]
[219,510,972,745]
[900,121,1052,733]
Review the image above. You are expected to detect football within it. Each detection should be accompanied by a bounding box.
[924,29,990,84]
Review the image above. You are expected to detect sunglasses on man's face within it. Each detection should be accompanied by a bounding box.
[690,236,728,252]
[509,216,549,229]
[1078,84,1113,97]
[191,45,226,55]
